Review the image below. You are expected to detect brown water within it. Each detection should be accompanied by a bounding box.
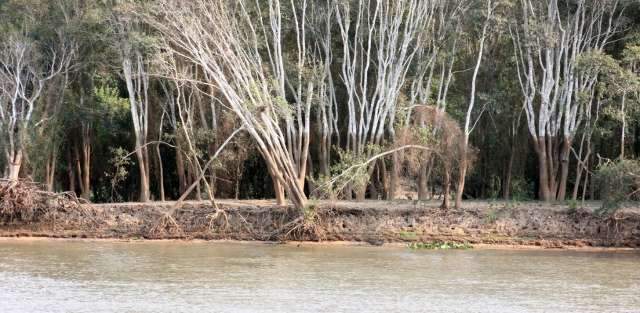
[0,240,638,313]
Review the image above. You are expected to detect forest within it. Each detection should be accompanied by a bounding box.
[1,0,639,211]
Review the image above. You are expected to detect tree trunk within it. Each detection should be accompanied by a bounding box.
[45,147,57,192]
[441,166,451,209]
[388,152,399,200]
[176,149,186,195]
[502,147,514,200]
[273,177,286,206]
[66,149,75,192]
[344,184,353,201]
[556,138,571,201]
[535,137,553,201]
[7,149,22,181]
[379,159,388,200]
[136,147,150,202]
[355,186,366,201]
[74,145,84,196]
[155,143,165,201]
[80,125,91,200]
[418,160,429,200]
[235,162,241,200]
[455,138,469,209]
[621,92,626,159]
[573,140,591,201]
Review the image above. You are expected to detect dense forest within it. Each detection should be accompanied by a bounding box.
[1,0,639,210]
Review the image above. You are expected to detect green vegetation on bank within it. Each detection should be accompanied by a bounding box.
[408,242,473,250]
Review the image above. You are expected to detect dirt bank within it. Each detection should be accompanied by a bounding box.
[1,200,639,248]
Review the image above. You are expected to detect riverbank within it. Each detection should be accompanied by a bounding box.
[0,200,639,248]
[0,201,640,248]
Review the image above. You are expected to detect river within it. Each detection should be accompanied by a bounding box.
[0,240,638,313]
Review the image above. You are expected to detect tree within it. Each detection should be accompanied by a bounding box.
[510,0,624,201]
[0,29,74,181]
[111,2,153,201]
[620,44,640,159]
[335,0,435,200]
[149,0,317,208]
[455,0,498,209]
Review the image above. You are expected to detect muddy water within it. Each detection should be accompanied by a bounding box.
[0,241,638,313]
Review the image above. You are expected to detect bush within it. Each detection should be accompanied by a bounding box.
[595,159,640,213]
[510,178,535,201]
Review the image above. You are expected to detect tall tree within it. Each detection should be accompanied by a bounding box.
[510,0,623,201]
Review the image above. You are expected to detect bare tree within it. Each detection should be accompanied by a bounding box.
[0,32,74,181]
[149,0,322,208]
[455,0,497,209]
[112,4,152,202]
[309,2,340,180]
[335,0,434,200]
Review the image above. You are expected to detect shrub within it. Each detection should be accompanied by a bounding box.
[595,159,640,214]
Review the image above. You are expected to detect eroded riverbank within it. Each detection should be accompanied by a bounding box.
[1,200,639,248]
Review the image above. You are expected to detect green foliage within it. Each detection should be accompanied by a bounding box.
[566,199,579,212]
[328,144,383,194]
[95,84,130,115]
[105,147,131,202]
[408,241,472,250]
[399,231,418,240]
[595,159,640,214]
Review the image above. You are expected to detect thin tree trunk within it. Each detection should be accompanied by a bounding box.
[235,161,241,200]
[418,161,429,200]
[621,92,626,159]
[176,149,186,195]
[155,143,165,201]
[455,137,469,208]
[556,137,571,201]
[66,149,75,192]
[74,144,84,196]
[441,166,451,209]
[389,152,399,200]
[503,146,515,200]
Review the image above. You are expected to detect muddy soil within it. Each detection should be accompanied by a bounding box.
[0,200,639,248]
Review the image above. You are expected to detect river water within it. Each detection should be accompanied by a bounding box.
[0,240,638,313]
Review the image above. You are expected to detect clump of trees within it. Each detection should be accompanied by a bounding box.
[1,0,640,211]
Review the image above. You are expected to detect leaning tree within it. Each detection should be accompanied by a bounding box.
[148,0,322,208]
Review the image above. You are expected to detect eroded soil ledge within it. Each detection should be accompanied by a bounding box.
[1,200,639,248]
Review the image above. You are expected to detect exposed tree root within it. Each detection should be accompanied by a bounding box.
[148,212,184,238]
[276,207,332,241]
[206,208,230,233]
